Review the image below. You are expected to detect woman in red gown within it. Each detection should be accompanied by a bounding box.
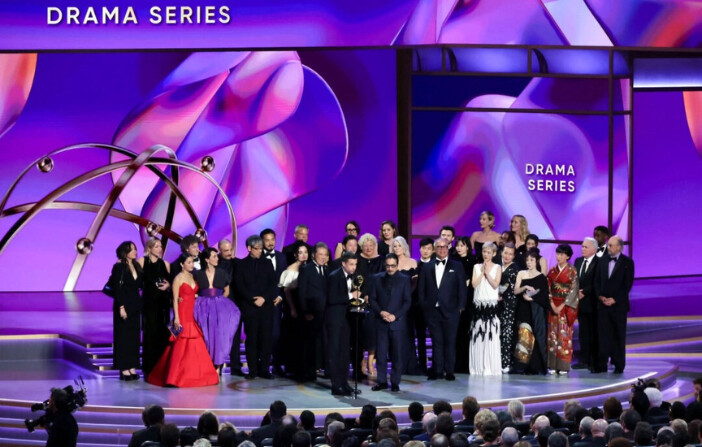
[546,244,579,375]
[147,256,219,387]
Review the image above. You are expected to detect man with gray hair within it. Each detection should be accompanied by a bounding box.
[571,417,594,447]
[573,237,599,370]
[414,412,438,442]
[643,388,669,424]
[325,420,345,447]
[573,419,608,447]
[501,427,520,447]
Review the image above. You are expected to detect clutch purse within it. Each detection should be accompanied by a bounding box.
[167,321,183,337]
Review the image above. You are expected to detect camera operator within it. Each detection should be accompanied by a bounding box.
[44,387,78,447]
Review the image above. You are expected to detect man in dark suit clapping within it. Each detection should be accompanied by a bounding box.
[593,235,634,374]
[573,237,599,371]
[418,237,467,381]
[297,242,330,382]
[325,251,360,396]
[234,235,280,379]
[370,253,412,392]
[260,228,288,376]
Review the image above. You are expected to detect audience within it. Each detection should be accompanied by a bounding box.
[459,397,480,426]
[508,401,526,423]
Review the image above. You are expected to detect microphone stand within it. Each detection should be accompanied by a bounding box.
[350,275,365,399]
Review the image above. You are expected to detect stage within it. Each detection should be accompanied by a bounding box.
[0,280,701,446]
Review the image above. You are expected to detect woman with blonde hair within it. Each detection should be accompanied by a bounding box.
[510,215,530,253]
[470,211,501,260]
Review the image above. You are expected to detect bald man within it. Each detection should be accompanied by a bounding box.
[593,235,634,374]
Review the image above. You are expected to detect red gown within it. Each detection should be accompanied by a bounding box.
[146,282,219,387]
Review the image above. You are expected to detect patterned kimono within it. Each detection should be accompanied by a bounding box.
[547,264,579,371]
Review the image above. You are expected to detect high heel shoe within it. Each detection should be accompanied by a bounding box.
[119,372,131,381]
[128,373,140,381]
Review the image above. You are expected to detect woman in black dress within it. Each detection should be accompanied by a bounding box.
[378,220,398,257]
[498,243,519,373]
[137,237,171,380]
[109,241,143,381]
[451,236,475,373]
[512,248,549,375]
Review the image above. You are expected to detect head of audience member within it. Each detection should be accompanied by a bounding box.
[324,413,344,431]
[180,235,200,257]
[292,430,312,447]
[574,408,591,432]
[239,441,257,447]
[142,404,165,428]
[686,401,702,422]
[160,423,180,447]
[500,231,516,247]
[534,415,551,435]
[293,224,310,243]
[670,402,686,421]
[686,419,701,444]
[218,239,233,260]
[608,437,631,447]
[179,427,200,446]
[631,391,651,419]
[450,433,469,447]
[514,442,533,447]
[581,237,597,259]
[482,419,501,445]
[431,433,450,447]
[593,226,610,247]
[273,422,299,447]
[671,433,689,447]
[606,423,625,442]
[269,400,287,424]
[537,426,555,447]
[422,413,439,436]
[377,438,398,447]
[501,427,520,447]
[436,413,455,437]
[525,234,540,251]
[193,438,212,447]
[496,411,513,426]
[440,226,456,246]
[409,402,425,423]
[299,410,316,431]
[406,441,426,447]
[358,404,377,429]
[325,421,345,446]
[604,397,623,420]
[377,410,396,423]
[475,410,499,437]
[217,424,237,447]
[607,235,624,258]
[656,428,673,447]
[547,431,568,447]
[246,235,264,259]
[670,419,687,436]
[434,238,450,261]
[590,408,605,421]
[634,421,654,446]
[592,419,608,438]
[694,378,702,401]
[455,237,471,258]
[313,242,330,267]
[507,400,525,422]
[621,410,642,433]
[643,388,663,410]
[198,411,220,439]
[419,237,435,261]
[544,411,563,429]
[579,417,595,439]
[433,401,453,417]
[462,396,480,423]
[380,221,399,243]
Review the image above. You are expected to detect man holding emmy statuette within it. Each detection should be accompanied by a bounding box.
[325,251,361,396]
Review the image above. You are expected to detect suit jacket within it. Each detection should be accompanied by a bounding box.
[369,272,411,331]
[574,255,598,314]
[264,250,287,297]
[417,258,468,318]
[573,437,607,447]
[297,262,328,317]
[251,421,283,447]
[234,255,278,314]
[128,425,160,447]
[325,267,353,324]
[594,253,634,312]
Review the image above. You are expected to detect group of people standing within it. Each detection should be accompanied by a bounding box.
[106,213,634,393]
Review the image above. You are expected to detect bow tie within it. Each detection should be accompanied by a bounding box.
[436,259,446,266]
[346,275,353,281]
[264,251,275,259]
[598,246,606,252]
[610,256,618,262]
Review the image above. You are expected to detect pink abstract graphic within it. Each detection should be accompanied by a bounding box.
[0,54,36,139]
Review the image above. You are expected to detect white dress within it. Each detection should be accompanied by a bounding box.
[469,263,502,376]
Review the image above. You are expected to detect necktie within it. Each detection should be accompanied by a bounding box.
[581,259,588,277]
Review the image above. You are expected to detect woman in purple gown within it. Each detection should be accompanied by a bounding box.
[193,247,241,374]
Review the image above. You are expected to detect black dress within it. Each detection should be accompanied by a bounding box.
[378,241,392,257]
[141,257,171,377]
[109,261,143,371]
[355,256,384,355]
[499,263,519,370]
[452,254,476,373]
[514,274,549,374]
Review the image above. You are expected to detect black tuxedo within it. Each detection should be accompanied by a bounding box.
[234,255,278,377]
[263,249,287,372]
[325,268,354,391]
[594,252,634,372]
[370,271,411,385]
[128,425,160,447]
[297,262,329,379]
[417,257,467,376]
[574,255,599,367]
[405,260,431,374]
[228,257,245,372]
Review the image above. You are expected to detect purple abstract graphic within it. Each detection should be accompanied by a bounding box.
[1,0,702,49]
[0,54,36,139]
[0,50,397,291]
[412,77,630,251]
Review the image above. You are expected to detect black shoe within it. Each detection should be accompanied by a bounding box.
[259,372,275,380]
[344,384,362,395]
[332,387,352,396]
[572,363,589,370]
[372,383,388,391]
[119,372,129,381]
[589,367,606,373]
[272,366,286,377]
[129,373,140,381]
[231,368,245,377]
[244,374,256,379]
[427,371,442,380]
[613,369,624,374]
[445,374,456,381]
[391,384,400,392]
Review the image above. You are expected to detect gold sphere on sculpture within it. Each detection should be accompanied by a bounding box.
[194,228,208,242]
[201,156,215,172]
[146,222,162,237]
[76,237,93,255]
[37,157,54,173]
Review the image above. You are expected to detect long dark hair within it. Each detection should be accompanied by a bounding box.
[116,241,135,263]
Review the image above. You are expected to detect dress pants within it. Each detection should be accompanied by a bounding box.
[325,314,350,390]
[577,311,598,367]
[243,306,274,376]
[425,308,460,376]
[404,305,426,374]
[301,315,324,379]
[376,324,405,385]
[230,318,244,371]
[596,309,627,371]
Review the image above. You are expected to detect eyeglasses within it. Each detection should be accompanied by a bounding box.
[385,264,398,269]
[346,227,358,233]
